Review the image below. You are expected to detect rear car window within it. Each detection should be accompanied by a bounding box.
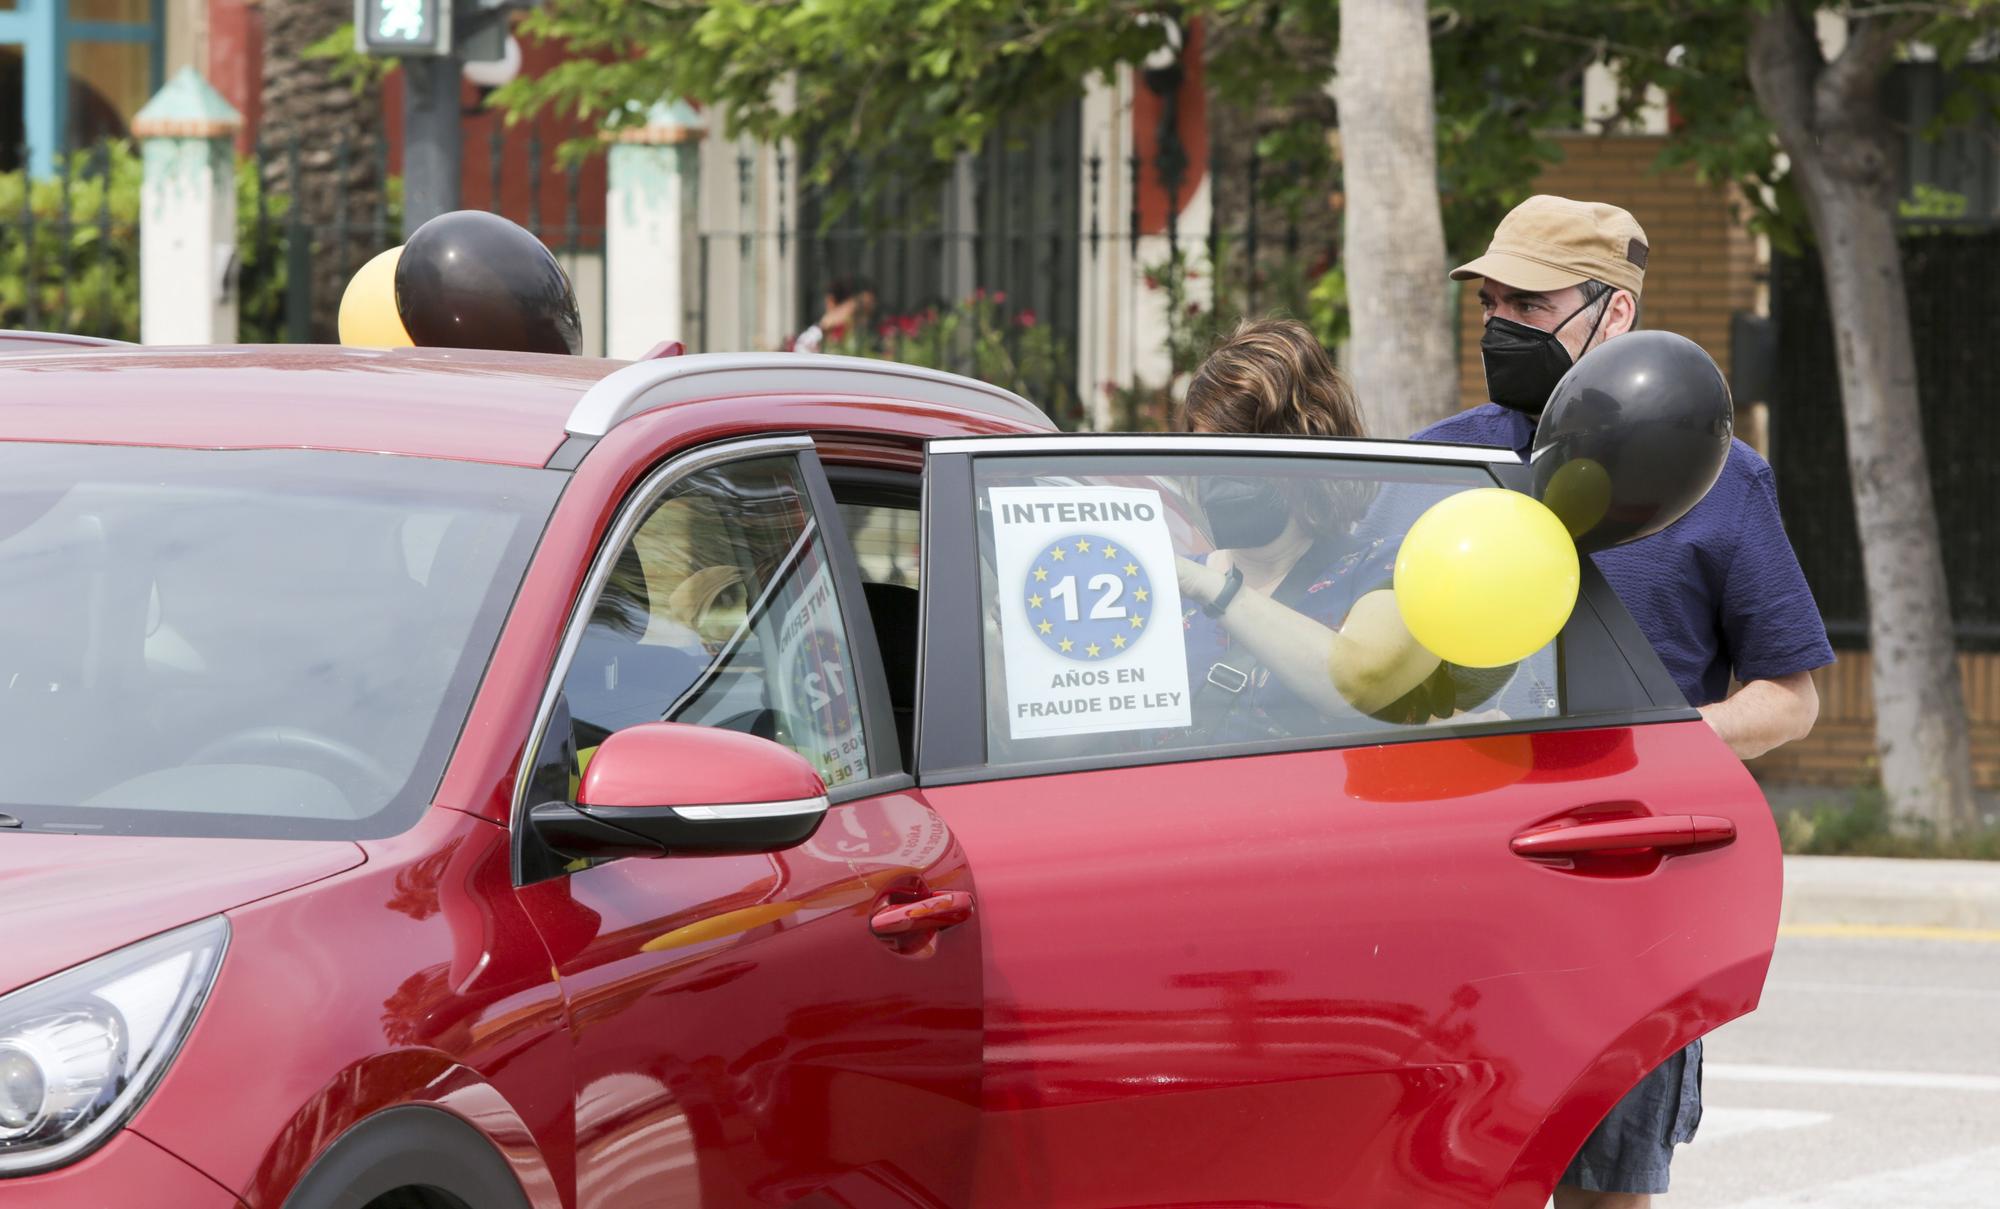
[837,500,920,589]
[0,444,562,839]
[962,451,1660,771]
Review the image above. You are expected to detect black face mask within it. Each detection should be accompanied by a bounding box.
[1480,294,1608,416]
[1199,476,1290,550]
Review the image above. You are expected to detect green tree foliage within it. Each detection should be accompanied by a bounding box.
[499,0,2000,253]
[500,0,1165,182]
[500,1,1602,254]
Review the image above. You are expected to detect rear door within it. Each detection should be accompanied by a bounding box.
[914,434,1781,1208]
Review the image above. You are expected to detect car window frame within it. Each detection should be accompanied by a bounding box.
[915,433,1699,786]
[509,433,906,885]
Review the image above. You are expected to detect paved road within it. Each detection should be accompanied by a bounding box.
[1662,929,2000,1207]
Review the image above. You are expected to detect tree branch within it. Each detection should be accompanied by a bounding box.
[1747,1,1823,156]
[1837,2,1969,17]
[1517,25,1696,73]
[1820,13,1919,111]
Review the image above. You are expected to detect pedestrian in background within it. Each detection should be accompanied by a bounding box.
[789,275,876,354]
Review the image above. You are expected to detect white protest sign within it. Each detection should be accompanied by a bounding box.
[989,485,1191,739]
[775,560,869,787]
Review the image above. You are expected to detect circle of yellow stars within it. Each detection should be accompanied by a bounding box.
[1024,532,1153,661]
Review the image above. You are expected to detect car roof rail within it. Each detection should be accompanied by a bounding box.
[563,352,1052,437]
[0,329,135,353]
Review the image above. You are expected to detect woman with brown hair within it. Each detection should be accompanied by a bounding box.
[1172,318,1439,737]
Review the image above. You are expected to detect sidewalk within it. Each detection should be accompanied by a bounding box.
[1782,855,2000,932]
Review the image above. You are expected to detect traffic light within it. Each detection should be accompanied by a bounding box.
[355,0,452,56]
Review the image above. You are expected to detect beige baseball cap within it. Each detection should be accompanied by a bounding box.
[1450,195,1649,296]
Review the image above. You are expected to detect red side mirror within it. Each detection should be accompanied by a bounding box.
[532,723,828,860]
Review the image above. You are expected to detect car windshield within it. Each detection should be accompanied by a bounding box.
[0,444,563,840]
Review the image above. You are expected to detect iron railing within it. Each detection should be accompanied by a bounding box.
[1,141,137,339]
[1771,234,2000,648]
[699,125,1340,428]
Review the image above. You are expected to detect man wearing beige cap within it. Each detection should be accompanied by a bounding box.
[1416,196,1833,1206]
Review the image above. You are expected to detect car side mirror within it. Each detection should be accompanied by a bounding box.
[529,722,829,860]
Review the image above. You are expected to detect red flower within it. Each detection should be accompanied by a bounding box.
[897,314,921,336]
[972,287,988,301]
[991,290,1007,304]
[877,322,898,341]
[1101,380,1118,399]
[1016,309,1038,328]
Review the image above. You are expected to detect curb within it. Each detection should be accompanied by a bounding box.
[1781,854,2000,932]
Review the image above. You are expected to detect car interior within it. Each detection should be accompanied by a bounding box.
[828,471,923,771]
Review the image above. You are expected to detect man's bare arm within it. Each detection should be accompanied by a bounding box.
[1698,670,1820,760]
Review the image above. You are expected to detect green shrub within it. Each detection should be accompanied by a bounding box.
[0,144,141,337]
[828,289,1080,425]
[0,142,292,343]
[1777,788,2000,859]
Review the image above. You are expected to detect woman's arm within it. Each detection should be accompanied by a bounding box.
[1177,558,1440,716]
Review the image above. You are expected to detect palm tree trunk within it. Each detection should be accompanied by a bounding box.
[260,0,388,341]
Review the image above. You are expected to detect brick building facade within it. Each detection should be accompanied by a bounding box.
[1452,133,1760,410]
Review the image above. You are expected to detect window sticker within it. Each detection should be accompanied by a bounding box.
[989,485,1192,739]
[776,562,868,786]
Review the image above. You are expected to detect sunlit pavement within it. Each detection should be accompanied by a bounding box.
[1661,929,2000,1207]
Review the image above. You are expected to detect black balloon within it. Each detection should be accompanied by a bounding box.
[395,210,582,356]
[1531,330,1733,552]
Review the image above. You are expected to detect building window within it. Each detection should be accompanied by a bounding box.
[1887,62,2000,224]
[0,0,163,177]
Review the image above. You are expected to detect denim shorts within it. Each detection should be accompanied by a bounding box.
[1561,1039,1704,1195]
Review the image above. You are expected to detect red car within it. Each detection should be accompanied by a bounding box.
[0,343,1778,1208]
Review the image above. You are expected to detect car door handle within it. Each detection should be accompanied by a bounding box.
[870,891,975,937]
[1511,815,1736,858]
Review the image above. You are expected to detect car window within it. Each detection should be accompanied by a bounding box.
[837,500,920,589]
[0,444,562,840]
[552,454,870,791]
[966,451,1586,769]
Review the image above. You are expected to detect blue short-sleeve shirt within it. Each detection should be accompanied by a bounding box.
[1413,403,1834,707]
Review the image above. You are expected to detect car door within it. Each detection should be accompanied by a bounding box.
[913,434,1781,1209]
[513,435,984,1209]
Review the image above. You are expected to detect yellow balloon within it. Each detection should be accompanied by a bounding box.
[1394,488,1579,668]
[337,245,414,348]
[1541,456,1612,539]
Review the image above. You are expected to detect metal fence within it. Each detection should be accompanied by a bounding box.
[243,131,608,351]
[698,114,1341,428]
[0,141,137,338]
[0,134,607,351]
[1770,232,2000,649]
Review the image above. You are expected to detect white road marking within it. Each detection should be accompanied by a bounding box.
[1708,1145,2000,1209]
[1693,1107,1832,1143]
[1705,1063,2000,1093]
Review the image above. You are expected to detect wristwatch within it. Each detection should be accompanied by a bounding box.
[1202,566,1245,618]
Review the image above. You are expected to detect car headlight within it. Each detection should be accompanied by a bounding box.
[0,916,228,1176]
